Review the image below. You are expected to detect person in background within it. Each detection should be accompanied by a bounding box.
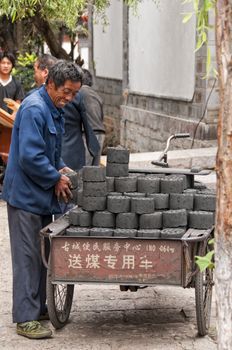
[0,51,24,112]
[31,54,100,172]
[81,69,105,166]
[33,54,58,87]
[2,60,83,339]
[0,51,25,184]
[61,87,100,171]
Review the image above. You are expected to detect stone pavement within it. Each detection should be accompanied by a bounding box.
[0,198,217,350]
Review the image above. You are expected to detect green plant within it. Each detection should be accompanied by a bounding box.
[195,238,215,272]
[13,52,37,93]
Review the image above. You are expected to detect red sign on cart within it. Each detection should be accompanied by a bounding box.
[50,237,182,285]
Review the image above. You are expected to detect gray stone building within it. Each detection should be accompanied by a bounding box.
[89,0,218,153]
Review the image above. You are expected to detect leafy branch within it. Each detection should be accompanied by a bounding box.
[182,0,216,76]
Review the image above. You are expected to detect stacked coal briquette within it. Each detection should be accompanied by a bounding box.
[65,171,82,203]
[66,146,216,238]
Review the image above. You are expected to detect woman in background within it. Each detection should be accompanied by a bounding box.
[0,51,24,185]
[0,51,24,112]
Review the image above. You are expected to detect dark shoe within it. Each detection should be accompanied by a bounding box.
[17,321,52,339]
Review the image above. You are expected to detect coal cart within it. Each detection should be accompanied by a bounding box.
[40,135,215,336]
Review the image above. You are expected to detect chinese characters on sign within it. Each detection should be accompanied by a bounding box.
[61,240,176,271]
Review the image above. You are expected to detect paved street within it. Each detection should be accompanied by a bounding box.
[0,199,217,350]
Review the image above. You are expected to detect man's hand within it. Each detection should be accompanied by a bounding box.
[59,166,73,174]
[55,174,73,203]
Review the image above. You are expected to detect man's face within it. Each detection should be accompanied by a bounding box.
[34,61,48,86]
[0,57,13,76]
[47,80,81,108]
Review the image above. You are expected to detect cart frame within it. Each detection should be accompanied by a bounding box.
[40,215,214,336]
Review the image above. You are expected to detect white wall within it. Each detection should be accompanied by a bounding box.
[129,0,196,101]
[93,0,123,79]
[80,47,89,69]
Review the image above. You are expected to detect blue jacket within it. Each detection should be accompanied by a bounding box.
[2,86,65,215]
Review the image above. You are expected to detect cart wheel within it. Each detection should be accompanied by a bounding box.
[46,261,74,329]
[195,247,213,336]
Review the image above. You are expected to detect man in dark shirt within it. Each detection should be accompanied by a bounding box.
[61,91,100,171]
[81,69,105,166]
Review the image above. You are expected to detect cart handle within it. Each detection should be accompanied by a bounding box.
[173,133,190,139]
[151,133,190,167]
[40,209,76,269]
[40,212,72,238]
[181,227,214,243]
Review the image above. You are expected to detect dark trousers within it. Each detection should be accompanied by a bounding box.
[7,204,51,323]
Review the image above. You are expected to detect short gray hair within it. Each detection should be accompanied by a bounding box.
[46,60,83,87]
[36,54,58,71]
